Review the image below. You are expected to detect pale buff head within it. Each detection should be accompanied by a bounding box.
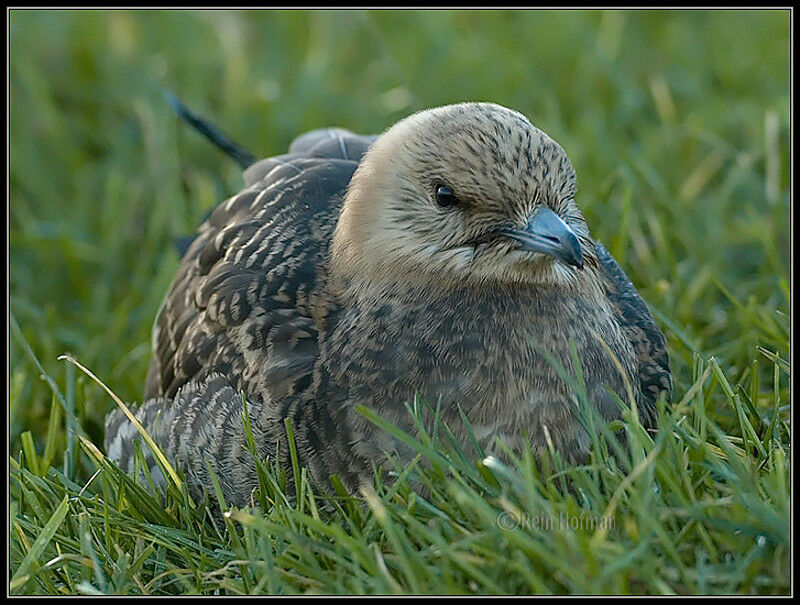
[330,103,598,293]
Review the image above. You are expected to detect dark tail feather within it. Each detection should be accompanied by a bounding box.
[163,91,257,169]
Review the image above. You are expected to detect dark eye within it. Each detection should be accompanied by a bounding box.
[436,184,458,208]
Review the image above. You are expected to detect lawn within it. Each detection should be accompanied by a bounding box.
[9,9,791,595]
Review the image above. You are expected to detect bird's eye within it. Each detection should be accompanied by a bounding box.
[436,184,458,208]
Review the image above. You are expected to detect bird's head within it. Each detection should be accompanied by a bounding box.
[331,103,598,294]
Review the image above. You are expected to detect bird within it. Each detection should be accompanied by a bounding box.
[105,101,671,506]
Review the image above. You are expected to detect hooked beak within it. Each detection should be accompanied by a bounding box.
[498,207,584,269]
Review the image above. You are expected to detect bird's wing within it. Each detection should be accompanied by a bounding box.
[145,130,376,402]
[244,129,378,186]
[288,128,378,160]
[595,242,672,427]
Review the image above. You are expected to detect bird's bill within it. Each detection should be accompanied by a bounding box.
[499,207,584,269]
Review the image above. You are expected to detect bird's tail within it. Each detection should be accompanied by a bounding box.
[163,91,257,169]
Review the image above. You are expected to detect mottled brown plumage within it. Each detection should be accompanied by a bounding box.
[105,103,671,505]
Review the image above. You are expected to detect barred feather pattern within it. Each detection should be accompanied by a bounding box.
[104,374,278,505]
[110,129,378,501]
[144,129,372,404]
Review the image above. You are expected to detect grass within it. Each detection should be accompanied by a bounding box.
[9,9,790,595]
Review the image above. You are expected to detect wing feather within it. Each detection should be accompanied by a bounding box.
[595,242,672,427]
[146,131,376,403]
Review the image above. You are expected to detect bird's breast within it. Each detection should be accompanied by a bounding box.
[319,286,637,455]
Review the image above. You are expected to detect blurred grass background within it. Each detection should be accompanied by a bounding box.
[9,9,790,595]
